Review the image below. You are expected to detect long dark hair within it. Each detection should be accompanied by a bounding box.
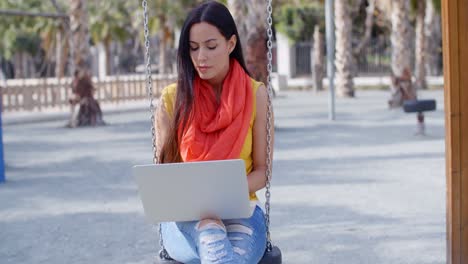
[160,1,249,163]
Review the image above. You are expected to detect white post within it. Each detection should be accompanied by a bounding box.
[98,43,107,79]
[325,0,336,121]
[276,33,294,79]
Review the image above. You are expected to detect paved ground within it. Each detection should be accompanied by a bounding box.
[0,89,446,264]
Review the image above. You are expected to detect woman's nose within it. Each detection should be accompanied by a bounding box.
[197,48,208,62]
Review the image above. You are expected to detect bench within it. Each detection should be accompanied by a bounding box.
[403,99,437,135]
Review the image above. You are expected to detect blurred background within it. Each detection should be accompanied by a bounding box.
[0,0,443,113]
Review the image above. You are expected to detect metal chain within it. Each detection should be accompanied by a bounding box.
[141,0,170,260]
[265,0,274,252]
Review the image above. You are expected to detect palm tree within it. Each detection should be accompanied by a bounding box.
[392,1,412,74]
[412,0,441,90]
[69,0,91,77]
[0,0,56,78]
[389,0,415,106]
[89,1,132,76]
[227,0,248,52]
[228,0,268,85]
[413,0,427,90]
[312,25,324,92]
[353,0,376,57]
[142,0,200,74]
[334,0,355,97]
[424,0,441,76]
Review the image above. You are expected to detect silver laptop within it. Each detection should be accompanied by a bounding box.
[133,159,253,223]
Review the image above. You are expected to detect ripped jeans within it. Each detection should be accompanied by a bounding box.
[160,205,267,264]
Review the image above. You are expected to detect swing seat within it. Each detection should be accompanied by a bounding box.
[258,245,282,264]
[155,245,282,264]
[403,99,436,113]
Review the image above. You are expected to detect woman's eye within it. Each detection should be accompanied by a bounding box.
[190,47,199,51]
[208,46,217,50]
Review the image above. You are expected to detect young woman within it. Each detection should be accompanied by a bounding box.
[155,1,274,263]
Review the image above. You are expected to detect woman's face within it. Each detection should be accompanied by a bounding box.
[189,22,236,83]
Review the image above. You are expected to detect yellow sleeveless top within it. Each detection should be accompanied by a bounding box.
[161,78,263,201]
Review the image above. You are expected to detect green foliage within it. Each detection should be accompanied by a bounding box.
[275,3,324,42]
[13,34,42,56]
[88,1,133,45]
[410,0,441,14]
[432,0,441,13]
[0,0,62,59]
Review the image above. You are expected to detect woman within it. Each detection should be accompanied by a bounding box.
[155,1,274,263]
[68,72,105,127]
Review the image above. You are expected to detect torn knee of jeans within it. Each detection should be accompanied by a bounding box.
[199,233,227,246]
[202,250,229,263]
[233,246,247,256]
[226,224,253,236]
[195,221,226,232]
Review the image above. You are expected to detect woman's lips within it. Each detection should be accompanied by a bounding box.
[198,66,211,73]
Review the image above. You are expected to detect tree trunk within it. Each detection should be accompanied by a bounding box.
[424,0,442,76]
[312,25,324,92]
[354,0,376,56]
[69,0,91,77]
[55,29,68,78]
[13,53,24,79]
[22,53,30,78]
[415,0,427,90]
[228,0,268,86]
[391,0,412,76]
[159,29,167,75]
[335,0,355,97]
[105,40,112,76]
[389,0,415,107]
[69,0,104,128]
[228,0,248,52]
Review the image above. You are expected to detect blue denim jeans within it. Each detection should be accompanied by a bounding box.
[161,205,267,264]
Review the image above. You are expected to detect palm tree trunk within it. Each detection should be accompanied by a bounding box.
[159,32,167,75]
[415,0,427,90]
[228,0,268,85]
[389,0,415,107]
[227,0,248,51]
[354,0,375,56]
[424,0,441,76]
[69,0,104,128]
[55,28,69,78]
[312,25,324,92]
[391,0,413,77]
[69,0,91,77]
[335,0,355,97]
[105,39,112,76]
[13,53,24,78]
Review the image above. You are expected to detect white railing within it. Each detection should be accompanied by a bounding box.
[1,74,177,112]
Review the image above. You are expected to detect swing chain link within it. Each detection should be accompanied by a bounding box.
[265,0,274,252]
[142,0,170,260]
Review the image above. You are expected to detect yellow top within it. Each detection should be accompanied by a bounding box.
[161,78,263,200]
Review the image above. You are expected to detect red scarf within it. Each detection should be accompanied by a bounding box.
[179,59,253,162]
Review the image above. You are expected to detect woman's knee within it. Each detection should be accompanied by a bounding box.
[196,218,225,231]
[224,214,267,262]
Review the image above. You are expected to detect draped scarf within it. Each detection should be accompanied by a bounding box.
[179,59,253,162]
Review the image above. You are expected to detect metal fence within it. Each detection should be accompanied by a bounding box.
[292,38,394,77]
[288,37,444,78]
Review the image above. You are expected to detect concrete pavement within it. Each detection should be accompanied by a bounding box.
[0,89,446,264]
